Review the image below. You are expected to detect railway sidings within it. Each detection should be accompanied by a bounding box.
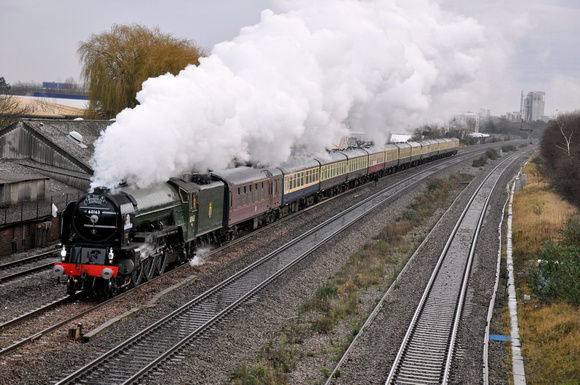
[0,141,529,384]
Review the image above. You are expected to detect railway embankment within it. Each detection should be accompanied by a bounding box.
[505,156,579,384]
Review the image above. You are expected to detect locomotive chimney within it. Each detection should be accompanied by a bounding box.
[93,186,110,194]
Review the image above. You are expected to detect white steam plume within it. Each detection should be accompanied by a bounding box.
[90,0,505,190]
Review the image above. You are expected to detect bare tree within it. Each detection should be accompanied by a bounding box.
[540,112,580,207]
[0,78,30,130]
[553,114,575,156]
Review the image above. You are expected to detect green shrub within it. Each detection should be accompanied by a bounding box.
[529,219,580,305]
[485,148,500,160]
[502,145,517,152]
[472,156,488,167]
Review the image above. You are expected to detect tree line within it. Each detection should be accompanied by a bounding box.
[540,112,580,207]
[528,111,580,306]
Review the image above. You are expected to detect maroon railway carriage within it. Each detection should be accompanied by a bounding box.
[365,146,386,179]
[212,166,282,235]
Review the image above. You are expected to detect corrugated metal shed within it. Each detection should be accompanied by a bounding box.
[0,159,82,225]
[0,174,48,206]
[0,118,113,192]
[0,118,109,172]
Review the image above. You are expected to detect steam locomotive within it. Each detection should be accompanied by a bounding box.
[53,138,458,296]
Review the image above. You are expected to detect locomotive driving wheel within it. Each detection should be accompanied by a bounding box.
[131,264,145,286]
[155,251,168,276]
[144,254,158,281]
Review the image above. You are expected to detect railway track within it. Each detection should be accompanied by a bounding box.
[0,224,267,357]
[0,250,57,282]
[0,143,513,384]
[324,149,531,384]
[53,148,488,384]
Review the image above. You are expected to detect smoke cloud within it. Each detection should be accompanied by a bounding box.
[90,0,505,189]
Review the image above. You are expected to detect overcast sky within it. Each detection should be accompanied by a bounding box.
[1,0,579,117]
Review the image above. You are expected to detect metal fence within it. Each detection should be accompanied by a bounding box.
[0,192,81,226]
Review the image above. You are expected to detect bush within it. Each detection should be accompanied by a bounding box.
[485,148,500,160]
[472,156,488,167]
[529,219,580,305]
[502,145,517,152]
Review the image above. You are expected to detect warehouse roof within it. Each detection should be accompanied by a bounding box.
[1,118,111,170]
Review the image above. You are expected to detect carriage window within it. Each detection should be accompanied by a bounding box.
[261,182,265,200]
[237,188,241,208]
[255,184,259,201]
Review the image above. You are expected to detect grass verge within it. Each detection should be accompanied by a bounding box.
[510,158,579,384]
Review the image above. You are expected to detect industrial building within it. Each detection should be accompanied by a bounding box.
[520,91,545,122]
[0,118,110,257]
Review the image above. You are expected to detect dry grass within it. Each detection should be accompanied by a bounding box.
[512,163,577,272]
[511,158,580,384]
[519,303,580,384]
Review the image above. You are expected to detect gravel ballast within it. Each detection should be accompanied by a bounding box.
[0,145,527,385]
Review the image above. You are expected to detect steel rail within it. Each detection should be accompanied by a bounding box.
[53,149,485,385]
[0,250,55,271]
[384,152,521,384]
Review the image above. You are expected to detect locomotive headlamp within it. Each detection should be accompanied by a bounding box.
[61,246,67,260]
[108,248,114,262]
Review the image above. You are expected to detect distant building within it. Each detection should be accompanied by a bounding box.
[451,112,480,132]
[506,111,522,122]
[388,133,412,143]
[479,108,491,120]
[520,91,545,122]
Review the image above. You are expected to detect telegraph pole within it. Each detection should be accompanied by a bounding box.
[520,123,533,144]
